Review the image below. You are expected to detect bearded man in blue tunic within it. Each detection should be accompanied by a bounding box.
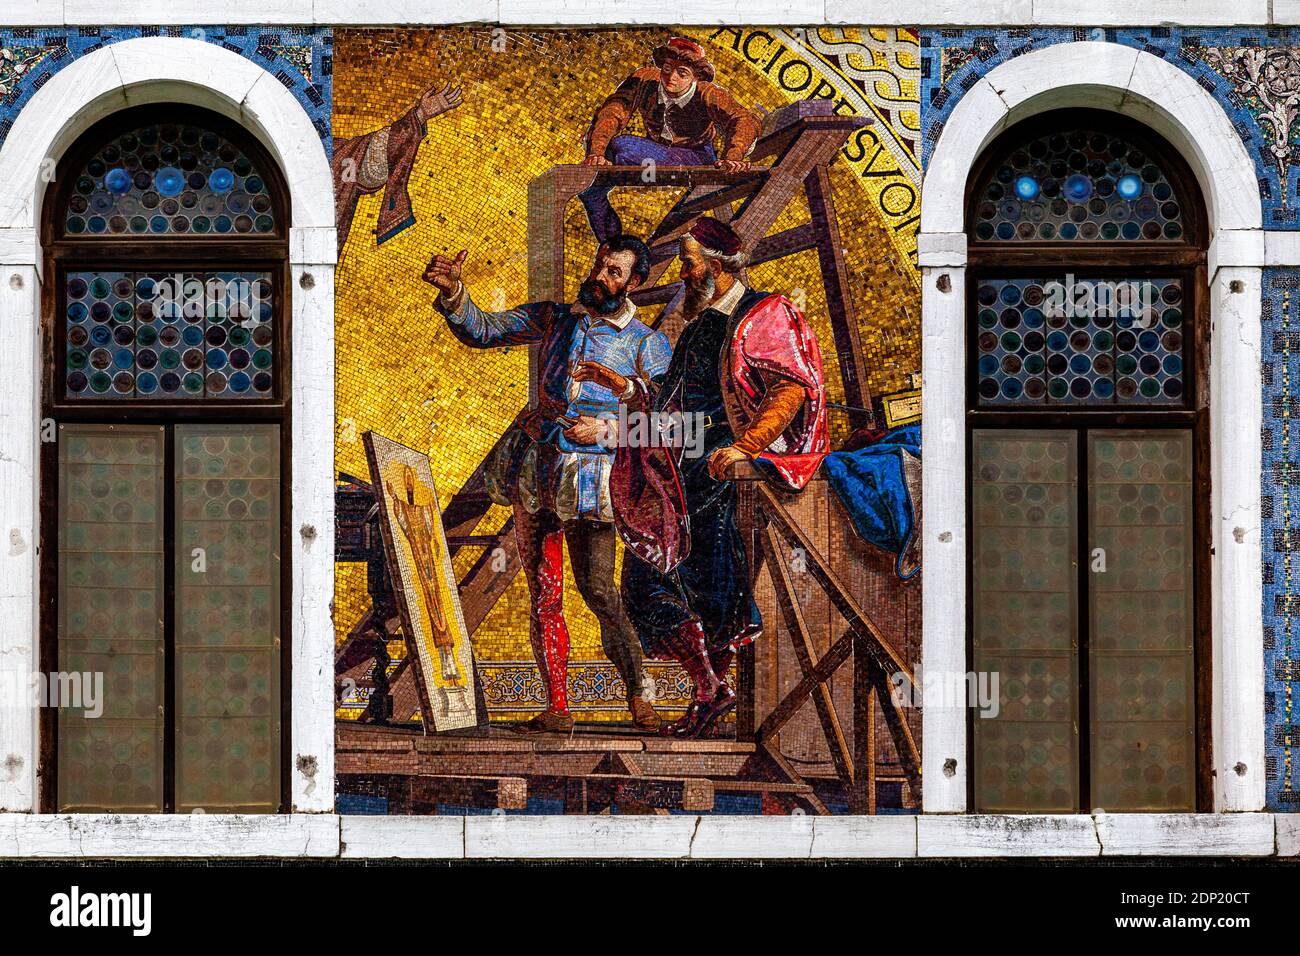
[423,235,671,734]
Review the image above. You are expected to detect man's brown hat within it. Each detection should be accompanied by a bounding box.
[652,37,716,83]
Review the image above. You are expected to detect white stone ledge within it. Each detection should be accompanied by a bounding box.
[290,226,338,266]
[1208,229,1265,278]
[919,814,1102,857]
[1095,812,1276,857]
[340,815,463,858]
[1276,814,1300,856]
[809,814,917,857]
[0,1,1289,25]
[917,231,967,268]
[0,813,340,858]
[465,814,699,859]
[1208,230,1300,274]
[0,228,40,267]
[0,813,1291,858]
[1264,231,1300,268]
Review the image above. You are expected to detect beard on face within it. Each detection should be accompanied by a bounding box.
[577,277,626,315]
[681,268,716,320]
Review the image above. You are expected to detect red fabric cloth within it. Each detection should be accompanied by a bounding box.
[612,289,829,573]
[723,293,829,490]
[610,400,690,574]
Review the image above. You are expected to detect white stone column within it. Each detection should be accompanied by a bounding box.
[289,226,337,812]
[1208,257,1265,812]
[919,232,969,812]
[0,231,41,811]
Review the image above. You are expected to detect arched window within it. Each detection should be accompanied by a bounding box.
[41,105,289,812]
[966,110,1208,813]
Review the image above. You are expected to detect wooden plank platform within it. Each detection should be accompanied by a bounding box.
[336,725,825,814]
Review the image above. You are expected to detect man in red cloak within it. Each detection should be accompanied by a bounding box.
[579,217,828,738]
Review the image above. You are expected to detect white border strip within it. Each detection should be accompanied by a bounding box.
[0,1,1291,26]
[0,813,1292,858]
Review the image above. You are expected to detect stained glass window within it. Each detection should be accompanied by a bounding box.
[968,115,1204,813]
[1088,431,1195,811]
[57,425,165,812]
[64,122,276,237]
[971,430,1080,812]
[65,271,274,400]
[972,129,1186,242]
[48,106,287,814]
[975,276,1185,406]
[176,425,280,812]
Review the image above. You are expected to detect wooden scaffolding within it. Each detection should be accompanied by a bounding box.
[336,98,921,814]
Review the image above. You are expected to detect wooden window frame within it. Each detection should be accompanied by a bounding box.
[38,104,292,813]
[964,109,1213,813]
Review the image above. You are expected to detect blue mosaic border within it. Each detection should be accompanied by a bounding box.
[1262,270,1300,812]
[0,26,331,156]
[919,27,1300,229]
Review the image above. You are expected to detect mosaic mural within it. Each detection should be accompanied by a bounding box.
[332,27,924,815]
[1263,270,1300,812]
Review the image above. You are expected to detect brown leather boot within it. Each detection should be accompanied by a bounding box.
[510,709,575,735]
[629,695,661,731]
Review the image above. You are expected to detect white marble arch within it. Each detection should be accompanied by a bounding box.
[918,41,1265,813]
[0,36,336,812]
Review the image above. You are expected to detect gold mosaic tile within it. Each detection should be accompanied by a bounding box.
[333,26,921,705]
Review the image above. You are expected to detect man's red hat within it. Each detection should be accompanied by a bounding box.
[652,37,716,83]
[689,217,742,257]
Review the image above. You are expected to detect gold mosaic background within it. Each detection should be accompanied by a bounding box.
[333,27,921,701]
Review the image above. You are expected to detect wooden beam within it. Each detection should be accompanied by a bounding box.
[760,525,854,788]
[755,629,852,743]
[757,482,912,679]
[867,659,922,800]
[455,518,520,634]
[749,221,820,266]
[648,174,767,242]
[585,773,715,812]
[853,636,878,814]
[406,774,529,811]
[804,165,872,426]
[758,742,832,816]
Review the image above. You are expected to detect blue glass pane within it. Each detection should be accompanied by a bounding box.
[974,130,1184,242]
[65,270,274,400]
[64,123,276,237]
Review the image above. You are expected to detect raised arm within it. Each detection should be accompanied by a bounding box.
[423,250,552,348]
[704,83,762,168]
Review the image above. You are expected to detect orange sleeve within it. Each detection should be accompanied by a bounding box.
[731,375,805,456]
[704,83,763,162]
[586,70,651,158]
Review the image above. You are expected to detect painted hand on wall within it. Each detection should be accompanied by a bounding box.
[333,80,467,251]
